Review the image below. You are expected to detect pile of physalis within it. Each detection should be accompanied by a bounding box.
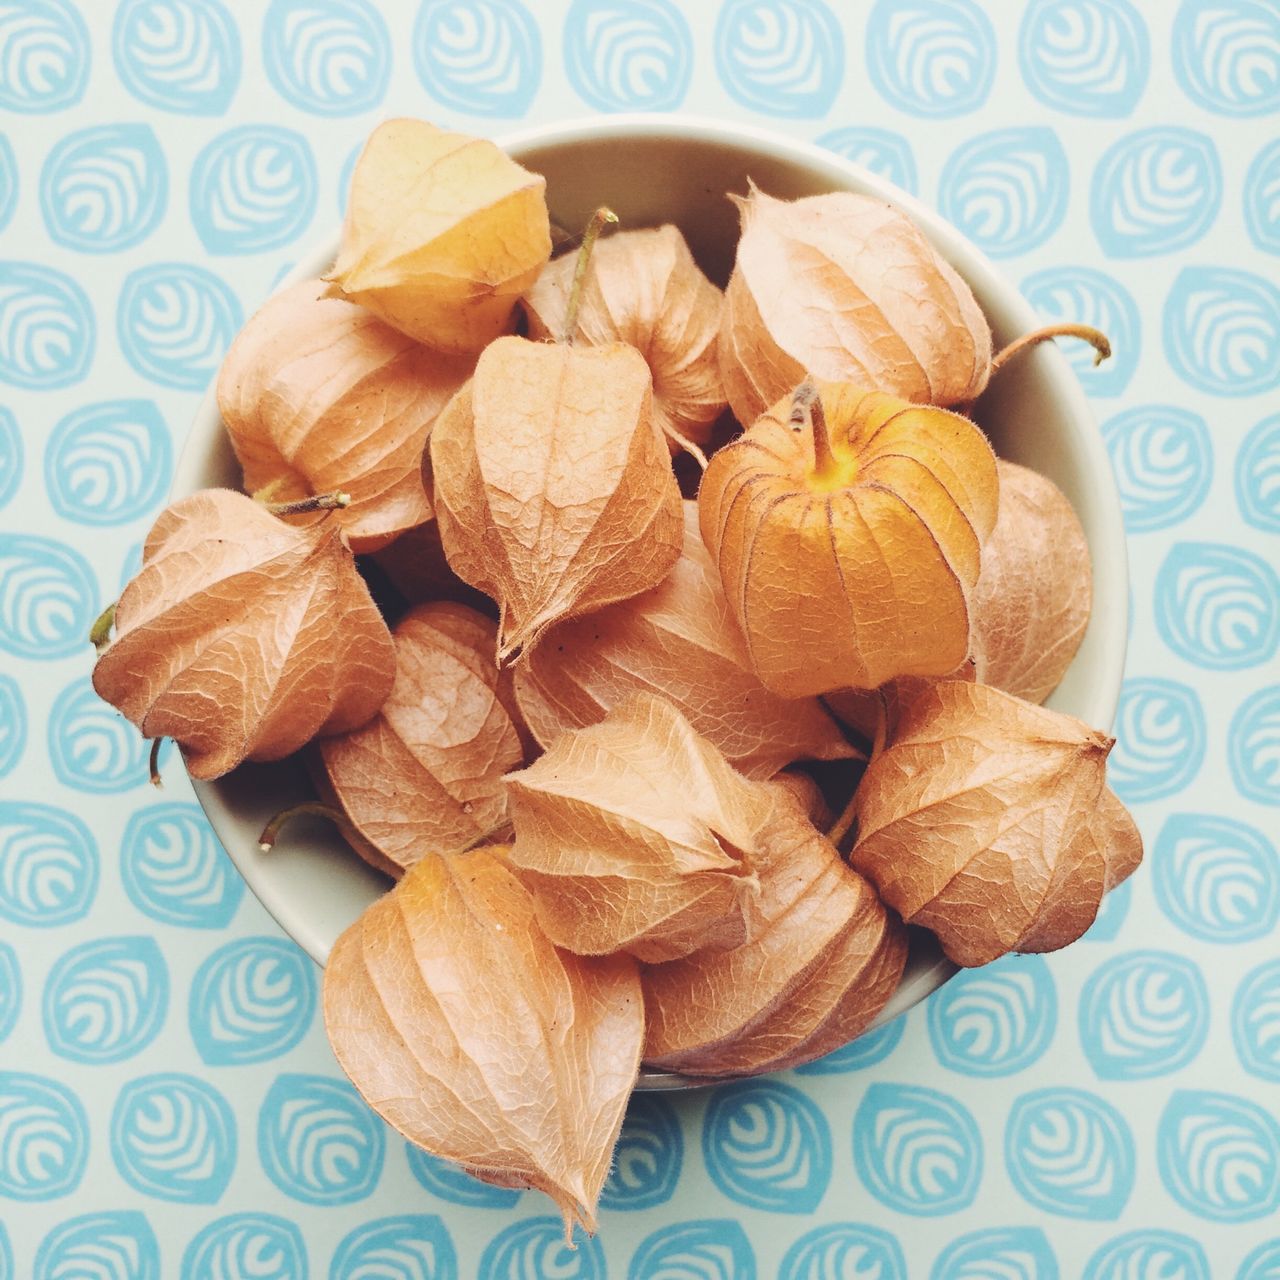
[90,118,1142,1237]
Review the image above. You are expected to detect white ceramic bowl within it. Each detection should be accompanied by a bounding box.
[174,114,1128,1089]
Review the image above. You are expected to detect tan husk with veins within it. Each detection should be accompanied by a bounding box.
[323,844,642,1237]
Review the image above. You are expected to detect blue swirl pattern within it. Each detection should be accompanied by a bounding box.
[48,676,162,792]
[112,0,241,114]
[1006,1088,1134,1219]
[865,0,994,117]
[406,1145,521,1209]
[1108,678,1206,803]
[1019,0,1148,116]
[34,1211,160,1280]
[795,1017,905,1075]
[111,1073,236,1203]
[1082,1230,1210,1280]
[1153,814,1279,942]
[413,1,540,117]
[0,135,16,233]
[780,1224,906,1280]
[331,1216,457,1280]
[1079,951,1209,1080]
[1239,1242,1280,1280]
[258,1074,384,1204]
[262,0,390,115]
[121,803,244,928]
[0,802,98,927]
[1229,685,1280,805]
[180,1213,306,1280]
[1236,412,1280,533]
[189,937,315,1065]
[189,126,317,253]
[599,1092,682,1210]
[1083,879,1131,943]
[0,942,19,1044]
[703,1080,832,1212]
[1164,267,1280,396]
[629,1220,755,1280]
[1158,1090,1280,1221]
[928,954,1056,1077]
[40,124,168,253]
[853,1084,981,1215]
[816,127,917,196]
[1172,0,1280,117]
[0,262,94,389]
[44,399,172,526]
[0,1072,88,1200]
[1102,405,1211,531]
[0,0,89,112]
[0,534,97,659]
[939,128,1069,257]
[477,1217,605,1280]
[0,674,24,780]
[565,0,691,113]
[117,263,242,390]
[932,1227,1058,1280]
[1233,960,1280,1082]
[0,406,20,509]
[1244,138,1280,254]
[43,936,168,1065]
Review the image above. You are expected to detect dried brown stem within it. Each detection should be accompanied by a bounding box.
[258,801,359,852]
[263,491,351,517]
[792,379,836,478]
[989,324,1112,379]
[560,206,619,345]
[825,787,859,852]
[148,738,164,788]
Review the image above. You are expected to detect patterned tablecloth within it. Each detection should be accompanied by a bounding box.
[1,1,1278,1277]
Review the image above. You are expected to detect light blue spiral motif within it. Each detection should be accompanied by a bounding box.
[795,1017,905,1075]
[599,1093,681,1210]
[1172,0,1280,117]
[258,1074,384,1204]
[703,1080,832,1213]
[565,0,691,112]
[48,677,162,792]
[117,263,243,390]
[1164,266,1280,396]
[44,936,169,1065]
[1108,678,1206,803]
[40,124,168,253]
[45,399,172,526]
[0,942,18,1043]
[1153,814,1278,942]
[1090,128,1221,258]
[1158,1090,1280,1221]
[331,1215,457,1280]
[928,955,1056,1077]
[0,135,16,233]
[0,534,97,659]
[1018,0,1148,117]
[1229,685,1280,805]
[1234,959,1280,1082]
[0,406,20,508]
[0,802,98,926]
[816,127,917,196]
[1236,412,1280,534]
[1155,543,1279,671]
[0,0,89,112]
[189,126,317,254]
[113,0,240,114]
[262,0,390,115]
[0,262,94,389]
[478,1218,604,1280]
[779,1223,906,1280]
[0,674,24,780]
[406,1145,521,1208]
[121,803,244,928]
[853,1084,981,1216]
[938,128,1069,258]
[34,1211,160,1280]
[1102,405,1211,531]
[1245,139,1280,254]
[1082,1230,1210,1280]
[629,1220,755,1280]
[866,0,994,118]
[1006,1088,1134,1219]
[1239,1242,1280,1280]
[181,1213,306,1280]
[932,1227,1058,1280]
[413,0,540,117]
[0,1072,88,1200]
[189,937,315,1065]
[1079,951,1208,1080]
[112,1074,235,1204]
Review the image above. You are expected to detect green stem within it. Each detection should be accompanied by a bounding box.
[560,206,618,345]
[258,802,356,852]
[825,787,859,853]
[89,601,116,652]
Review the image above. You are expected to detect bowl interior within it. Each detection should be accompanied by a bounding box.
[176,116,1127,1090]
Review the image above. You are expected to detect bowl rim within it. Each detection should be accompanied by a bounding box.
[174,112,1129,1090]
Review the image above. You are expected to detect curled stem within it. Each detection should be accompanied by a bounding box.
[825,787,859,853]
[560,206,618,345]
[791,379,837,478]
[89,601,116,652]
[258,802,358,853]
[148,738,164,788]
[263,491,351,517]
[989,324,1112,379]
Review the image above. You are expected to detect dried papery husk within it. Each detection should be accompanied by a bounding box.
[503,693,774,963]
[513,501,855,778]
[523,224,726,458]
[850,679,1139,967]
[323,845,643,1237]
[969,460,1092,704]
[430,335,684,663]
[216,278,472,553]
[312,602,525,877]
[92,489,394,779]
[326,118,551,354]
[642,785,908,1076]
[699,380,999,697]
[718,185,992,427]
